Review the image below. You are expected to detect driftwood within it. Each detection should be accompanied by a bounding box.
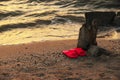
[85,12,116,26]
[113,12,120,26]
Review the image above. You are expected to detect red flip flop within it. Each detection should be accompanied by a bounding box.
[63,48,86,58]
[63,49,79,58]
[75,48,86,56]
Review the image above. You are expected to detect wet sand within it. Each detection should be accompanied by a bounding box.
[0,39,77,58]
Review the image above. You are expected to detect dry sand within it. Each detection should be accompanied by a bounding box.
[0,39,120,80]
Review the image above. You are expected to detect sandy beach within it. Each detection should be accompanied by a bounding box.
[0,0,120,80]
[0,39,120,80]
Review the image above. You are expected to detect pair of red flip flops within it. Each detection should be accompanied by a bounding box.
[63,48,86,58]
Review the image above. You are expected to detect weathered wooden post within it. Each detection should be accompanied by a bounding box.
[77,12,113,56]
[77,18,98,50]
